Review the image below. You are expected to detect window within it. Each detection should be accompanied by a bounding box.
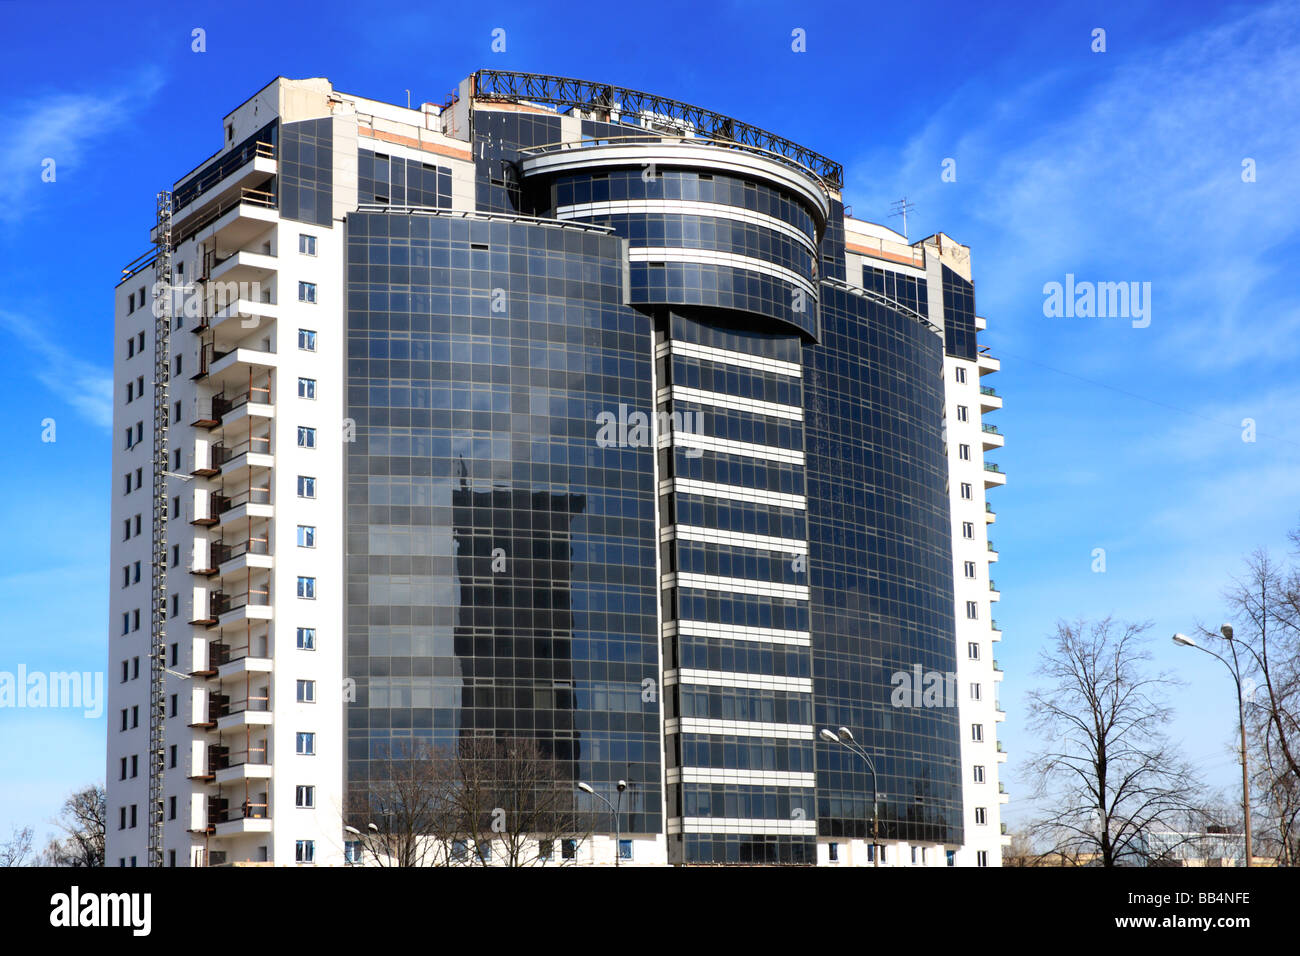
[295,785,315,808]
[538,840,553,860]
[296,840,315,864]
[828,842,839,862]
[947,849,956,867]
[476,843,492,863]
[137,331,145,352]
[299,234,317,256]
[452,840,468,861]
[298,282,317,303]
[174,354,182,376]
[134,514,142,536]
[119,757,126,779]
[345,842,363,864]
[962,521,974,539]
[296,627,316,650]
[297,476,316,498]
[296,732,316,755]
[972,723,984,742]
[959,443,970,461]
[966,601,978,619]
[298,377,316,399]
[977,850,989,867]
[169,796,176,820]
[170,594,179,618]
[296,680,316,703]
[169,745,177,769]
[961,482,973,500]
[121,613,130,636]
[127,337,135,358]
[132,609,140,631]
[298,329,317,351]
[973,765,986,784]
[955,367,967,384]
[132,657,139,680]
[297,576,316,599]
[297,426,316,448]
[561,839,577,860]
[297,525,316,548]
[119,807,126,830]
[867,844,885,863]
[172,544,180,568]
[967,642,980,660]
[911,846,920,864]
[956,405,969,422]
[964,561,976,579]
[131,706,138,728]
[970,682,982,701]
[129,805,137,829]
[618,839,633,861]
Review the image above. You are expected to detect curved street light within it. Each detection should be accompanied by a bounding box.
[578,780,628,867]
[821,726,881,866]
[1172,625,1252,867]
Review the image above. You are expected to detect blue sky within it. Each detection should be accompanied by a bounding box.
[1,0,1297,842]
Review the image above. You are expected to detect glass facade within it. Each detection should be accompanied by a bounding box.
[343,212,662,834]
[279,118,333,226]
[805,284,963,846]
[339,94,969,862]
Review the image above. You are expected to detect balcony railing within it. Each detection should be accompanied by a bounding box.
[175,185,277,248]
[981,423,1000,434]
[989,580,999,592]
[210,587,271,617]
[987,541,997,552]
[980,385,998,397]
[208,635,269,667]
[209,534,270,567]
[212,436,272,469]
[205,797,270,828]
[984,462,1003,474]
[211,485,271,516]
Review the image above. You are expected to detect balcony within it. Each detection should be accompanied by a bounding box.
[983,462,1006,488]
[193,341,278,386]
[987,540,998,562]
[212,435,273,477]
[171,135,275,228]
[977,349,1000,376]
[989,579,1000,602]
[191,379,273,431]
[213,744,272,785]
[985,501,995,524]
[201,795,272,837]
[172,184,278,251]
[208,297,279,336]
[212,485,273,530]
[203,248,277,286]
[979,385,1002,412]
[981,423,1004,449]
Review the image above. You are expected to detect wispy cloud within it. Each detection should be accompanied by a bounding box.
[846,0,1300,372]
[0,309,112,427]
[0,68,164,223]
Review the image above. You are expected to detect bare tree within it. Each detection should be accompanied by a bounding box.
[1002,827,1049,867]
[1025,619,1207,866]
[345,741,458,867]
[450,736,588,867]
[41,786,106,867]
[0,826,34,867]
[1217,544,1300,864]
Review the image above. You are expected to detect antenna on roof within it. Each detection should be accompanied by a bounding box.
[890,197,917,240]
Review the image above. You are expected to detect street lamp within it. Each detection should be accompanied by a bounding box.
[578,780,628,866]
[821,726,881,866]
[1172,626,1253,866]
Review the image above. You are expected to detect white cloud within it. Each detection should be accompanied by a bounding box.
[0,69,164,223]
[0,309,112,427]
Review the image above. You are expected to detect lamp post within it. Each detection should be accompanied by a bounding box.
[820,726,881,867]
[1172,626,1253,867]
[578,780,627,866]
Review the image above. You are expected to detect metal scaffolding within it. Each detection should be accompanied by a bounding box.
[148,189,173,867]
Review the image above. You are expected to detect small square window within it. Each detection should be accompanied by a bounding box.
[959,443,971,461]
[973,765,986,783]
[298,282,317,304]
[967,641,980,660]
[296,840,315,863]
[297,680,316,703]
[296,785,315,808]
[956,405,969,422]
[962,521,974,539]
[961,482,973,500]
[296,732,315,755]
[298,377,316,399]
[297,426,316,448]
[296,627,316,650]
[297,576,316,599]
[298,329,317,352]
[964,561,976,578]
[299,234,317,256]
[297,476,316,498]
[972,723,984,742]
[975,807,988,825]
[297,525,316,548]
[955,367,967,384]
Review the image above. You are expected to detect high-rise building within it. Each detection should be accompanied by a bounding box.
[107,71,1006,867]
